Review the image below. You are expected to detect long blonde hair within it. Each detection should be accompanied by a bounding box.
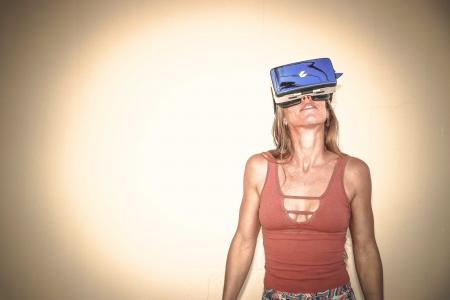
[268,98,347,164]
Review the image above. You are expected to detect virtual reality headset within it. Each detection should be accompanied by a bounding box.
[270,57,342,112]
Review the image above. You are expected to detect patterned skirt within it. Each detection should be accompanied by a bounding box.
[261,282,356,300]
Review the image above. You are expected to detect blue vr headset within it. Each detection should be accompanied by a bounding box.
[270,57,342,112]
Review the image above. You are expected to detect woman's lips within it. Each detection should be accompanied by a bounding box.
[301,106,316,111]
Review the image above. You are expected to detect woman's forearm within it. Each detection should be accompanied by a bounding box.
[353,242,384,300]
[222,233,257,300]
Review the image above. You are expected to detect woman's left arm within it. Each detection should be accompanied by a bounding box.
[347,158,384,300]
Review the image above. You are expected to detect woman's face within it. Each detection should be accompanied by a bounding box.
[283,95,329,128]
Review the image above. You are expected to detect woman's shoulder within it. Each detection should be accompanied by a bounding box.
[246,150,282,173]
[342,154,372,201]
[343,154,370,173]
[242,152,273,194]
[245,151,272,171]
[250,150,284,170]
[245,151,285,188]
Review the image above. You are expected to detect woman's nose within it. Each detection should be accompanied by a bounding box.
[301,95,313,103]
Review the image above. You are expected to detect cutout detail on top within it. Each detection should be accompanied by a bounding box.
[283,196,320,224]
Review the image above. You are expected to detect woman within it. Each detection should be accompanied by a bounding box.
[222,59,383,300]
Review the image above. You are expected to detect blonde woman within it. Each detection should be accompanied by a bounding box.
[222,58,383,300]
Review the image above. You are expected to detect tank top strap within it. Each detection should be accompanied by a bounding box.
[329,154,351,192]
[337,154,351,175]
[260,151,278,189]
[260,151,277,165]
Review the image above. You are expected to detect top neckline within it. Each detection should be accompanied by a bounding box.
[275,156,344,199]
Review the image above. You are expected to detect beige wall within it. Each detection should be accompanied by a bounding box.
[0,0,448,299]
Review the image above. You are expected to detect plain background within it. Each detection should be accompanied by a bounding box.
[0,0,448,299]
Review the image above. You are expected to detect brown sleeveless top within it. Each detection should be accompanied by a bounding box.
[258,153,352,293]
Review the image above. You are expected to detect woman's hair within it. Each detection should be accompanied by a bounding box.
[267,96,347,164]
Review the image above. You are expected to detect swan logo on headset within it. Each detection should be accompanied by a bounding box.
[299,70,308,78]
[270,57,343,112]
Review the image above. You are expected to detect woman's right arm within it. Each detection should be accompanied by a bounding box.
[222,154,266,300]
